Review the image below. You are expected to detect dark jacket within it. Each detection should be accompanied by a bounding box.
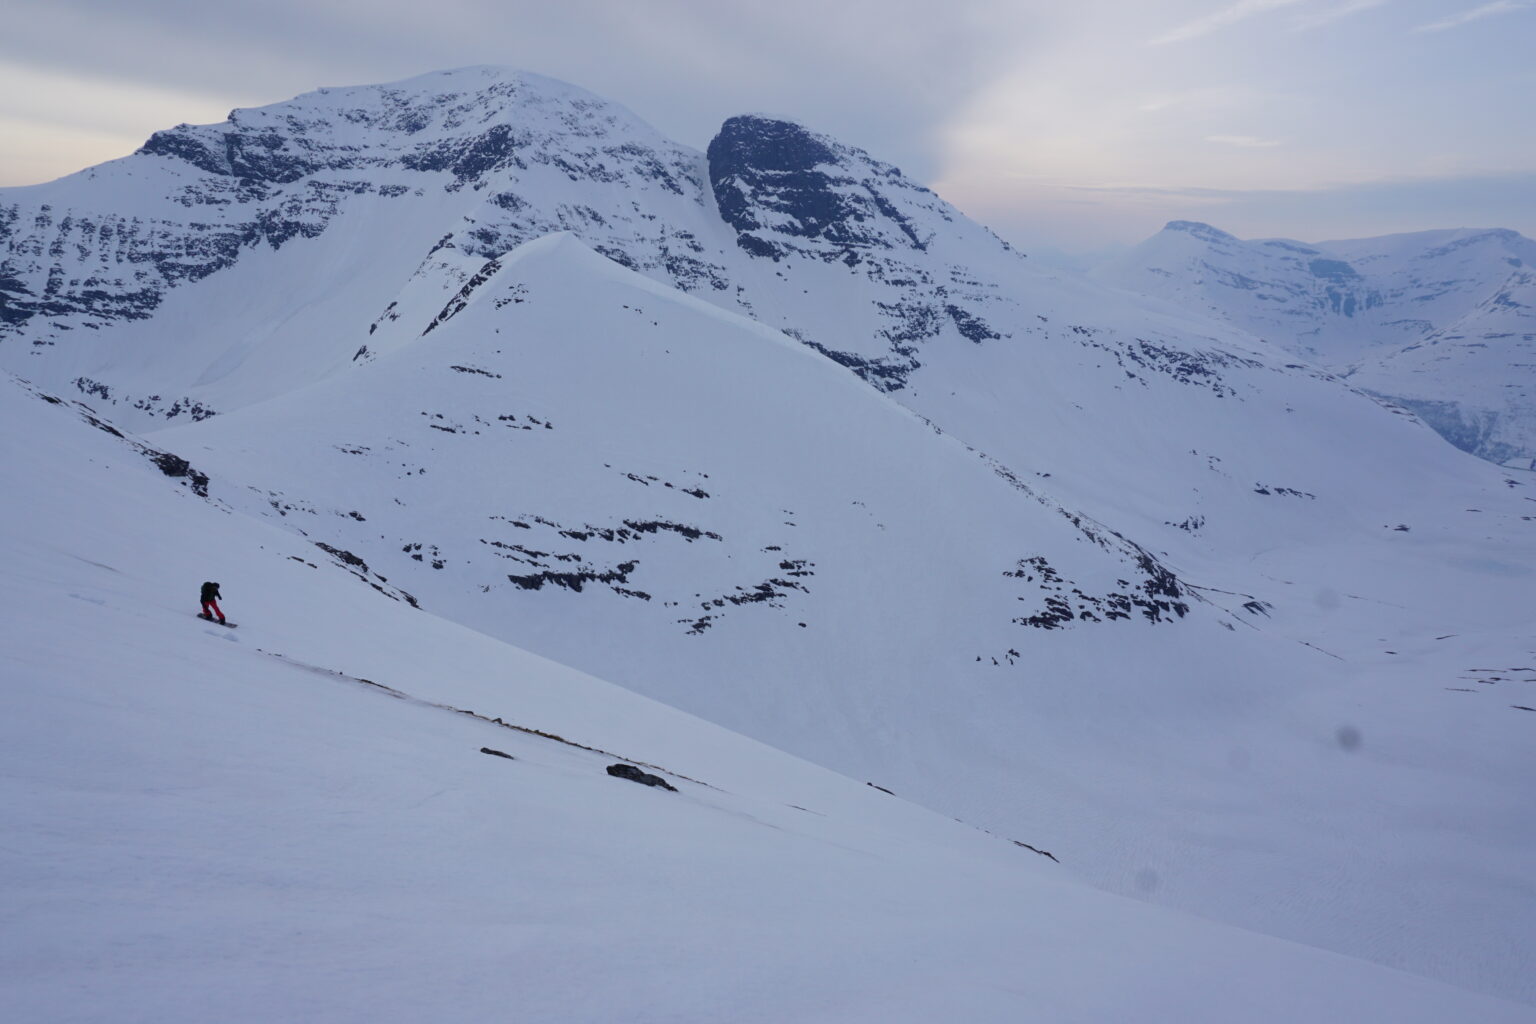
[200,581,221,603]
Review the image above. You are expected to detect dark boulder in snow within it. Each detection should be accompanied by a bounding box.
[606,763,677,791]
[147,449,211,497]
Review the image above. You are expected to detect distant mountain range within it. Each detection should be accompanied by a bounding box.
[3,67,1534,1007]
[1094,219,1536,467]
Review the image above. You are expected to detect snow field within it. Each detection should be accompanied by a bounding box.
[5,375,1535,1022]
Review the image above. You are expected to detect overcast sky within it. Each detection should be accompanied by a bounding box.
[2,0,1532,255]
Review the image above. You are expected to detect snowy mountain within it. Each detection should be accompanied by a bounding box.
[4,66,1536,1012]
[1094,220,1536,466]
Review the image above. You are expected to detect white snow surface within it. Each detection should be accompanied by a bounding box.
[3,67,1536,1015]
[1093,220,1536,465]
[5,375,1534,1024]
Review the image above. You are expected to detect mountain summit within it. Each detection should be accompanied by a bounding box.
[709,113,946,258]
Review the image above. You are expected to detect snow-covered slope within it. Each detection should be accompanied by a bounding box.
[146,229,1536,1004]
[15,378,1536,1022]
[1094,220,1536,465]
[3,67,1535,1007]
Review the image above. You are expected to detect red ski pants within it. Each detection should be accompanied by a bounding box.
[201,600,224,622]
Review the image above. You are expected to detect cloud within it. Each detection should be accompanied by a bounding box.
[1148,0,1394,44]
[1287,0,1393,31]
[1206,134,1284,147]
[1148,0,1308,45]
[1136,87,1261,114]
[1414,0,1532,32]
[0,61,248,139]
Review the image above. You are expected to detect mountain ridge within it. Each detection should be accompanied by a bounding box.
[1094,219,1536,466]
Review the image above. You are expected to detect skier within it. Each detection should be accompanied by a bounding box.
[199,581,226,624]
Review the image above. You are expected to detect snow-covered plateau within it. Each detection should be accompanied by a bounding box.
[3,66,1534,1020]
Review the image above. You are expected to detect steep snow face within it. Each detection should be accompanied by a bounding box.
[1094,221,1536,465]
[10,376,1536,1024]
